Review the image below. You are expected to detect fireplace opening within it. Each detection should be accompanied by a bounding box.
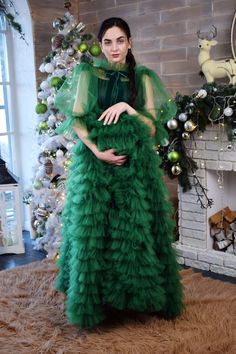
[207,170,236,255]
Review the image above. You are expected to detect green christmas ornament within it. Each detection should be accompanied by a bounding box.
[33,179,43,190]
[78,42,88,53]
[89,43,102,57]
[50,76,63,88]
[39,121,48,130]
[168,151,180,163]
[35,103,47,114]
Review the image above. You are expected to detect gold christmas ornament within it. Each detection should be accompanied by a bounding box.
[184,120,197,132]
[182,132,191,139]
[171,164,182,175]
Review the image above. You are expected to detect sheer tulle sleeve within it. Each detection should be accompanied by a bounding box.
[54,62,98,137]
[135,66,177,146]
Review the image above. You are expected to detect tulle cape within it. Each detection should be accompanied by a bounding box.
[54,59,177,146]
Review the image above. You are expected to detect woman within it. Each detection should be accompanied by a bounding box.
[55,17,184,328]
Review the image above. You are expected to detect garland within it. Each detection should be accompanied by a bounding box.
[160,82,236,207]
[0,0,27,43]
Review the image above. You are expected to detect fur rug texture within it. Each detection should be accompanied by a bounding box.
[0,260,235,354]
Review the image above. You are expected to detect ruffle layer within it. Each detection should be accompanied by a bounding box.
[55,112,183,328]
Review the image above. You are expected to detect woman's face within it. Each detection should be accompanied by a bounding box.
[100,26,131,64]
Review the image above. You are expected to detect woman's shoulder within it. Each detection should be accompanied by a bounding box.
[135,64,158,79]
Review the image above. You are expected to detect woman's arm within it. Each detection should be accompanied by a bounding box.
[98,102,156,136]
[73,124,127,166]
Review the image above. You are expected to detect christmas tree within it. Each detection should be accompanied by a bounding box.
[25,11,101,258]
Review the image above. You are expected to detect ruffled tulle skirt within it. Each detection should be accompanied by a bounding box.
[55,113,184,328]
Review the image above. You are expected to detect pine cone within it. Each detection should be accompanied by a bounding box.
[52,34,65,50]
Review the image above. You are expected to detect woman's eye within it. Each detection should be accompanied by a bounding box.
[118,39,125,44]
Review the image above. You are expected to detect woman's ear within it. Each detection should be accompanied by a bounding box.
[128,38,132,50]
[99,42,103,53]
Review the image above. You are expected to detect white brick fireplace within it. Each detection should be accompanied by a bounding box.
[175,125,236,277]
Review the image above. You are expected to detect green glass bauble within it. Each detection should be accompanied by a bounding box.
[89,43,102,57]
[78,42,88,53]
[35,103,47,114]
[39,121,48,130]
[50,76,63,88]
[168,151,180,163]
[33,180,43,190]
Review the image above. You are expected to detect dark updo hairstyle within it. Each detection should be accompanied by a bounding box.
[97,17,137,106]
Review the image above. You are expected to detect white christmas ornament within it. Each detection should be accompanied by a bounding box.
[40,80,50,90]
[178,113,187,122]
[56,149,64,158]
[39,63,45,73]
[197,89,207,98]
[47,95,55,107]
[167,119,178,130]
[44,63,55,73]
[223,107,233,117]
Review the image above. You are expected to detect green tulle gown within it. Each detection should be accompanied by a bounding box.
[54,59,184,328]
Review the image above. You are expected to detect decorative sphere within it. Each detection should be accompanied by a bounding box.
[223,107,233,117]
[67,47,75,56]
[168,151,180,163]
[40,80,50,90]
[33,179,43,190]
[44,63,55,73]
[233,128,236,137]
[171,164,182,175]
[39,63,45,73]
[48,114,57,124]
[35,103,47,114]
[167,119,178,130]
[56,59,67,69]
[50,76,63,88]
[39,121,48,130]
[182,132,190,139]
[184,120,197,132]
[89,43,102,57]
[197,89,207,98]
[227,144,233,150]
[78,42,88,53]
[178,113,187,122]
[56,149,64,158]
[47,96,54,106]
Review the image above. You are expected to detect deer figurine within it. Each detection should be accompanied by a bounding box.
[197,25,236,85]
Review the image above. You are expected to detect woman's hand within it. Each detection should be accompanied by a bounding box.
[98,102,130,125]
[95,148,127,166]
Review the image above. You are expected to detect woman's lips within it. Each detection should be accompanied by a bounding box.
[111,54,119,58]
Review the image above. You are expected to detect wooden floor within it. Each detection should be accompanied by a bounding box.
[0,231,46,271]
[0,232,235,285]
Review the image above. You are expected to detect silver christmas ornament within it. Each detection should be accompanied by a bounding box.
[178,113,187,122]
[233,128,236,137]
[197,89,207,98]
[167,119,178,130]
[227,144,233,150]
[223,107,233,117]
[67,47,75,56]
[171,164,182,175]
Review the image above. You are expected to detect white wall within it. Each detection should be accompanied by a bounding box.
[10,0,37,230]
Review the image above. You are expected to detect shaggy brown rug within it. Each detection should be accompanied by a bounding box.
[0,260,235,354]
